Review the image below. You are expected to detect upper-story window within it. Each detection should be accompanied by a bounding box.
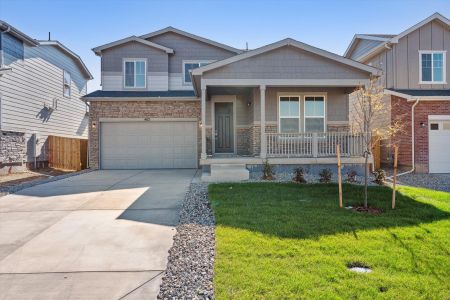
[124,59,146,88]
[183,60,213,84]
[420,51,446,84]
[63,70,71,97]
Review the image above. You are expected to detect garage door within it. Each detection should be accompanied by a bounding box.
[429,117,450,173]
[100,121,197,169]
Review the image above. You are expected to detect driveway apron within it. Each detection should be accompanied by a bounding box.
[0,169,196,299]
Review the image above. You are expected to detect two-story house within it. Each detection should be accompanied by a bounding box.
[345,13,450,173]
[0,20,93,174]
[85,27,380,180]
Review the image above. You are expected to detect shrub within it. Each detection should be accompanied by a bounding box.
[262,159,275,180]
[293,167,307,183]
[373,169,386,185]
[346,170,358,183]
[319,168,332,183]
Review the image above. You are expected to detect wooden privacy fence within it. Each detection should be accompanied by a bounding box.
[48,136,88,171]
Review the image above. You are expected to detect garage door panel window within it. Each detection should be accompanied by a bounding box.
[124,59,146,88]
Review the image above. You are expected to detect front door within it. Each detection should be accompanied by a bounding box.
[214,102,234,153]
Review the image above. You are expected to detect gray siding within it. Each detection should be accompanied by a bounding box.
[203,46,370,80]
[146,32,236,73]
[350,39,384,60]
[146,32,236,90]
[0,44,89,161]
[363,20,450,90]
[101,41,169,91]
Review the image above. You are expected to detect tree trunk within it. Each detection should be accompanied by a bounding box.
[364,153,369,208]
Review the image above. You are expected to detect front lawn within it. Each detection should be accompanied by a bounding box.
[209,183,450,299]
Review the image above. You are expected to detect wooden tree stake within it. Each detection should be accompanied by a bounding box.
[392,145,398,209]
[337,144,343,208]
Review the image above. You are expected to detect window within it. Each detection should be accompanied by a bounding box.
[420,51,446,84]
[63,70,71,97]
[183,61,212,84]
[430,123,439,130]
[279,96,300,133]
[124,59,146,88]
[304,96,325,132]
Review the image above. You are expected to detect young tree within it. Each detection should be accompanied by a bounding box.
[351,77,403,208]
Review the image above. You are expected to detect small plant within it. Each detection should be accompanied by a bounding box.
[262,159,275,180]
[319,168,332,183]
[293,167,307,183]
[346,170,358,183]
[373,169,386,185]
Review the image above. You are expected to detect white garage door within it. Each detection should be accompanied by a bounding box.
[429,117,450,173]
[100,121,197,169]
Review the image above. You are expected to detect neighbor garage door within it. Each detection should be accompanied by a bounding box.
[100,121,197,169]
[429,116,450,173]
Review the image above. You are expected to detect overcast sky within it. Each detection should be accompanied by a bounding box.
[1,0,449,92]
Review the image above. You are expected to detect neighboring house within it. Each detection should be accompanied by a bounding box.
[0,21,93,173]
[85,26,380,180]
[345,13,450,173]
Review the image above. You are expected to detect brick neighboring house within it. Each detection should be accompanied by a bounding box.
[85,27,380,179]
[345,13,450,173]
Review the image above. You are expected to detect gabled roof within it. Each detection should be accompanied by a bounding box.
[139,26,243,54]
[390,12,450,43]
[192,38,382,77]
[0,20,39,46]
[39,40,93,80]
[92,36,174,56]
[345,12,450,61]
[343,34,393,58]
[385,89,450,101]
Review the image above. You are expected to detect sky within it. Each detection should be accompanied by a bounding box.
[1,0,449,92]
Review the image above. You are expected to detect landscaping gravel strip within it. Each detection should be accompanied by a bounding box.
[158,183,215,300]
[0,169,93,197]
[396,173,450,193]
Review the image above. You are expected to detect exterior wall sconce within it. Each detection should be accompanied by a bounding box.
[420,122,426,128]
[92,121,97,129]
[247,101,252,107]
[199,121,203,128]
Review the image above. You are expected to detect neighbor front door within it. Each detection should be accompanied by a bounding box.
[214,102,234,153]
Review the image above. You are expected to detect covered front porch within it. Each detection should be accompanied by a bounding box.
[198,84,369,165]
[190,38,380,172]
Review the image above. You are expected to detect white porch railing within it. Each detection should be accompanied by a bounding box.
[266,132,366,158]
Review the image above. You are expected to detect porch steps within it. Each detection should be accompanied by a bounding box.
[202,164,250,182]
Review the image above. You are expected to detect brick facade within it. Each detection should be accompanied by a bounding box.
[391,95,450,173]
[89,100,200,169]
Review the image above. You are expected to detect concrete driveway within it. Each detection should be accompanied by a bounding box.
[0,169,197,299]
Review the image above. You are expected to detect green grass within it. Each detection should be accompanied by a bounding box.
[209,183,450,299]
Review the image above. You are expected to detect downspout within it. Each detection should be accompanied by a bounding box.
[395,98,420,177]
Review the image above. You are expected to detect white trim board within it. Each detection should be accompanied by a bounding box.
[92,36,174,55]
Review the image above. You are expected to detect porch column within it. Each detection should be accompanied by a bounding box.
[201,87,207,159]
[260,84,267,158]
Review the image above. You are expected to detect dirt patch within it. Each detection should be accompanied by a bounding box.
[352,205,383,215]
[0,168,74,189]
